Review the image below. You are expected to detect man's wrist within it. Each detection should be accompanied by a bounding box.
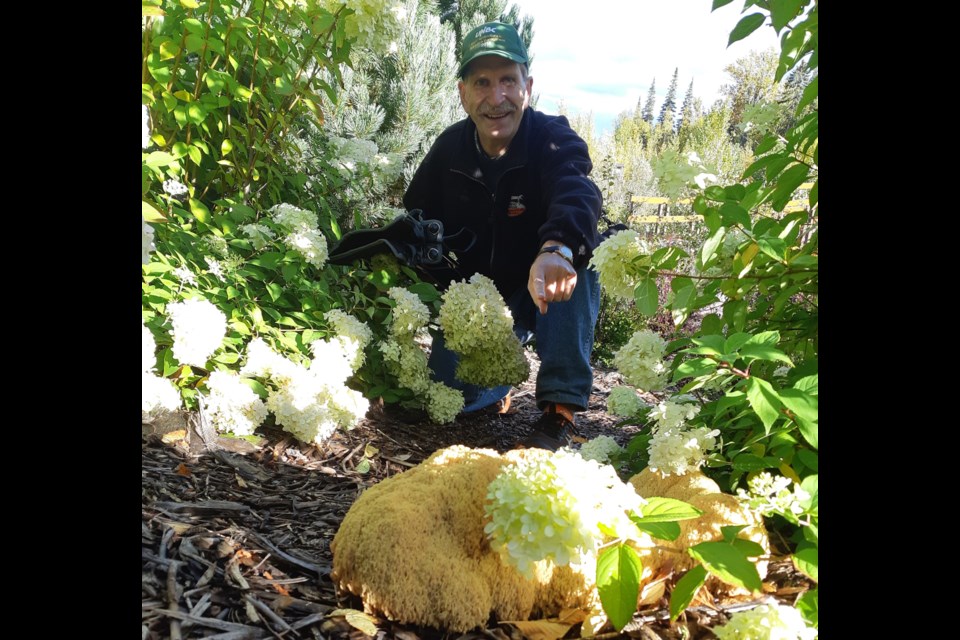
[537,243,574,265]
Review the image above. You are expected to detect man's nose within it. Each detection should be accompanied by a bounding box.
[489,85,507,105]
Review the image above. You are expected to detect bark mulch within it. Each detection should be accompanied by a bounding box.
[142,356,812,640]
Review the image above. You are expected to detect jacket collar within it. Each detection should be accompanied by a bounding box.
[451,108,533,176]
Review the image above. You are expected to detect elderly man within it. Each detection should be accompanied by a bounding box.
[403,22,602,450]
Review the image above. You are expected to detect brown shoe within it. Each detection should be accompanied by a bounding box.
[516,403,576,451]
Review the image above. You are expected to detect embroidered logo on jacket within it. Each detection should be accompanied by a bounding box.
[507,194,526,217]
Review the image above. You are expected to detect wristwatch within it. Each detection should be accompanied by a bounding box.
[538,244,574,264]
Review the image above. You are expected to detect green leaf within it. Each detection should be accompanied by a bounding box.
[651,246,687,269]
[673,357,718,381]
[188,199,211,223]
[142,200,165,223]
[355,458,371,474]
[688,542,762,592]
[738,344,793,365]
[638,497,704,522]
[720,525,747,544]
[745,330,780,347]
[796,588,818,627]
[670,278,697,327]
[701,226,725,266]
[693,195,708,215]
[794,374,818,395]
[793,545,818,582]
[754,134,778,155]
[720,202,751,228]
[632,521,680,541]
[769,0,803,31]
[670,565,707,621]
[723,332,752,354]
[634,277,659,316]
[250,252,283,269]
[732,538,766,558]
[159,39,180,60]
[728,13,766,46]
[711,0,735,9]
[704,185,726,202]
[145,151,178,168]
[596,543,643,632]
[771,164,811,212]
[798,75,819,113]
[746,377,782,433]
[408,282,440,302]
[756,237,788,262]
[801,474,818,515]
[796,448,818,472]
[732,453,770,472]
[266,282,283,302]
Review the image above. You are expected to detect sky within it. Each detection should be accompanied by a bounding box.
[508,0,781,135]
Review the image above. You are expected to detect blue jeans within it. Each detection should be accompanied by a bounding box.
[429,267,601,413]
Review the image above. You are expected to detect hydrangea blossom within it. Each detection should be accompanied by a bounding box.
[576,435,623,464]
[204,370,268,436]
[240,223,276,250]
[205,258,225,280]
[142,105,151,149]
[651,399,701,433]
[737,472,811,519]
[588,230,651,301]
[484,449,645,577]
[241,337,300,381]
[425,381,464,424]
[647,425,720,476]
[142,215,155,265]
[269,203,319,232]
[379,338,431,394]
[286,228,329,268]
[439,274,529,387]
[203,234,230,258]
[387,287,430,337]
[613,330,668,391]
[142,372,180,420]
[607,386,646,418]
[173,266,197,287]
[712,603,817,640]
[162,179,188,197]
[323,309,373,370]
[142,322,157,374]
[167,298,227,367]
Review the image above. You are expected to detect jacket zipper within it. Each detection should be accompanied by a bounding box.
[450,165,525,275]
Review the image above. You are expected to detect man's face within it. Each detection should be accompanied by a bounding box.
[458,56,533,154]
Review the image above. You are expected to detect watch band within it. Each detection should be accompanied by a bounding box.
[538,244,574,264]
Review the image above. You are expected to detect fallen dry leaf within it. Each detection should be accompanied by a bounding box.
[162,430,187,444]
[638,577,667,606]
[501,619,575,640]
[329,608,379,636]
[236,473,248,488]
[175,462,191,476]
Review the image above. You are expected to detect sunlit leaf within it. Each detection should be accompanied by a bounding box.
[729,13,766,46]
[596,543,642,631]
[670,565,707,621]
[688,542,762,592]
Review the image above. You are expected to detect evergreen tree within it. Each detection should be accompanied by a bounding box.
[678,79,695,133]
[434,1,533,64]
[641,78,656,123]
[658,68,679,127]
[720,48,779,136]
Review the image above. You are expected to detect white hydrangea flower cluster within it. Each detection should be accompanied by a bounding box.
[576,435,623,464]
[324,309,373,370]
[712,603,817,640]
[613,330,668,391]
[142,105,151,149]
[240,223,276,250]
[142,373,182,420]
[647,398,719,476]
[328,136,378,174]
[651,399,701,432]
[425,381,464,425]
[173,266,197,287]
[142,320,180,420]
[388,287,430,336]
[439,274,529,388]
[648,425,720,477]
[241,337,369,445]
[588,230,652,301]
[203,234,230,258]
[377,290,464,424]
[162,179,188,196]
[484,448,645,578]
[142,214,155,265]
[205,258,225,280]
[737,472,811,519]
[320,0,404,53]
[204,370,268,436]
[607,386,646,418]
[268,203,328,269]
[167,298,227,367]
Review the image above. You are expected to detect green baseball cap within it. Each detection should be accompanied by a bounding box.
[458,22,529,78]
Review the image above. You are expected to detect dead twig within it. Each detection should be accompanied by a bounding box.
[166,560,182,640]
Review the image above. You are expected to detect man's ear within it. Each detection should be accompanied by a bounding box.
[523,75,533,108]
[458,80,467,111]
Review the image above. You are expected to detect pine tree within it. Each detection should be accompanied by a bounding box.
[678,79,695,133]
[641,78,656,123]
[658,67,679,127]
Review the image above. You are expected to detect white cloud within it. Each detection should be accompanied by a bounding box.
[509,0,782,133]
